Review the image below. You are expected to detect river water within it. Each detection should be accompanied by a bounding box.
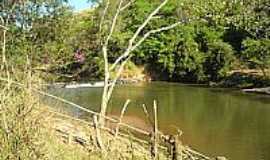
[47,82,270,160]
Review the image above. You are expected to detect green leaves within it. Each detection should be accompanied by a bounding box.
[2,0,269,82]
[204,41,234,81]
[242,38,270,76]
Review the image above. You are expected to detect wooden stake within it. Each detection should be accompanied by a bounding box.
[170,135,179,160]
[153,100,158,159]
[68,132,72,145]
[115,99,131,137]
[93,115,104,150]
[142,104,153,126]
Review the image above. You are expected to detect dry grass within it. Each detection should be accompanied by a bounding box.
[0,79,47,159]
[0,69,213,160]
[40,107,164,160]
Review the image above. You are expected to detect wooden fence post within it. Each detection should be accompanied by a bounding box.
[93,115,104,150]
[153,100,158,159]
[170,135,180,160]
[115,99,130,138]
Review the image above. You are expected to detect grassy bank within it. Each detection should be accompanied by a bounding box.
[0,74,216,160]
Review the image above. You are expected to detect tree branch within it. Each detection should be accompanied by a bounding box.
[109,21,181,72]
[0,25,8,31]
[107,55,132,101]
[99,0,110,33]
[109,0,169,71]
[0,16,5,24]
[100,0,124,126]
[120,0,135,11]
[130,21,182,52]
[102,0,124,79]
[103,0,123,49]
[128,0,168,47]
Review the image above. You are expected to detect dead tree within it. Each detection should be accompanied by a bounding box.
[99,0,182,127]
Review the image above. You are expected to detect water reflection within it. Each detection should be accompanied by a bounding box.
[46,82,270,160]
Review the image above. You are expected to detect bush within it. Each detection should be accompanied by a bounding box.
[172,34,206,82]
[203,41,235,81]
[242,38,270,77]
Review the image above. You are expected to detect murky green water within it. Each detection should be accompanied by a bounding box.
[47,82,270,160]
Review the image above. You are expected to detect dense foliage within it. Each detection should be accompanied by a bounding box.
[1,0,269,83]
[89,0,270,83]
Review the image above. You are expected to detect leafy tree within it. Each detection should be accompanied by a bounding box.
[172,32,205,82]
[1,0,71,66]
[242,39,270,77]
[204,41,234,81]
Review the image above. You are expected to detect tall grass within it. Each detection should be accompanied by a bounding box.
[0,66,47,159]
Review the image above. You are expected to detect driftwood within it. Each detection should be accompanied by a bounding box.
[242,87,270,95]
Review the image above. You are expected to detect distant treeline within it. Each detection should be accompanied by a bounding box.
[1,0,269,83]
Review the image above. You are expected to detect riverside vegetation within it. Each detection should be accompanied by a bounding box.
[1,0,269,86]
[0,0,269,159]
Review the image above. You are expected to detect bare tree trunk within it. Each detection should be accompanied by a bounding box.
[99,0,123,127]
[99,0,181,127]
[100,44,110,126]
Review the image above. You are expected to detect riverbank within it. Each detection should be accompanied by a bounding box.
[40,106,221,160]
[48,63,270,95]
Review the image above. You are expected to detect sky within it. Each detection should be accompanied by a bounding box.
[68,0,93,11]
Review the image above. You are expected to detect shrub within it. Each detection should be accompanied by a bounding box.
[242,38,270,77]
[203,41,235,81]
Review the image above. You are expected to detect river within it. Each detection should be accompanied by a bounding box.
[47,82,270,160]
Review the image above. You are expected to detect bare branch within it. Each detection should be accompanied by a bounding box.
[128,0,169,47]
[0,16,4,24]
[99,0,110,33]
[114,99,131,137]
[0,25,8,30]
[100,0,181,130]
[107,55,131,101]
[109,21,181,71]
[131,21,181,52]
[120,0,135,11]
[152,16,161,19]
[109,0,169,71]
[104,0,123,48]
[100,0,124,126]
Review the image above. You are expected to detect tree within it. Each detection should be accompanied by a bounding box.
[204,41,234,81]
[98,0,181,127]
[242,39,270,77]
[0,0,73,68]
